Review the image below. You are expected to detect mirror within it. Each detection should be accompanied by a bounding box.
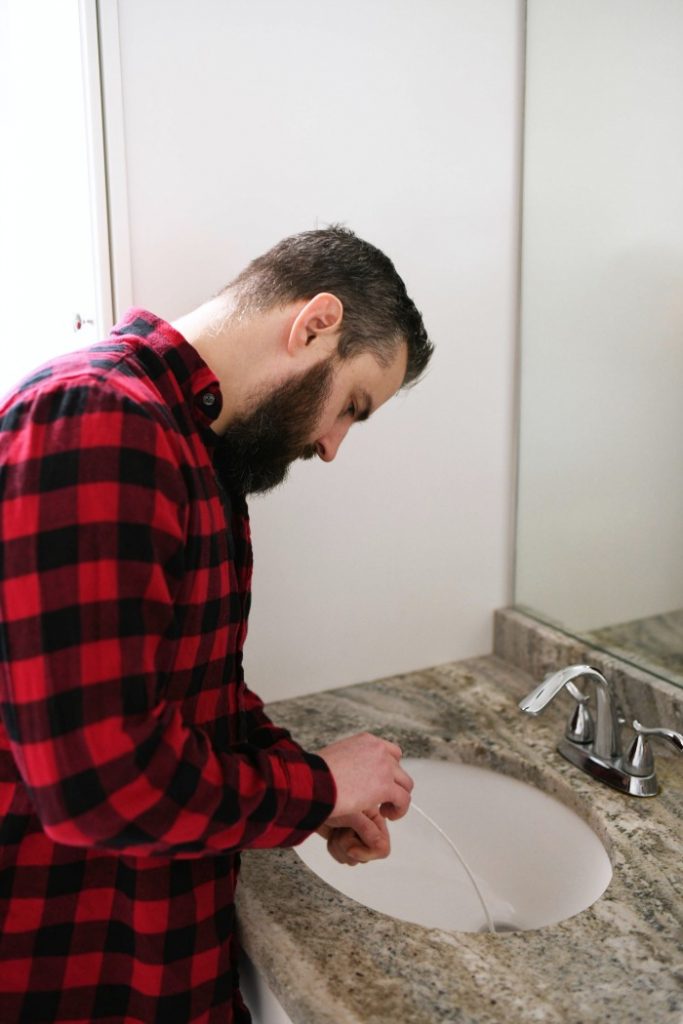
[515,0,683,688]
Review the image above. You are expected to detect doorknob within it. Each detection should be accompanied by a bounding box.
[73,313,94,332]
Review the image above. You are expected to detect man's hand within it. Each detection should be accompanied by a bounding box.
[318,809,390,866]
[316,732,413,823]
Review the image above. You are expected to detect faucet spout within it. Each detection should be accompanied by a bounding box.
[519,664,622,760]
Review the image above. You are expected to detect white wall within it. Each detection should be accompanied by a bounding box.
[516,0,683,631]
[101,0,523,700]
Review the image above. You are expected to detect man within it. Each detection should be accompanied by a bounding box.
[0,225,433,1022]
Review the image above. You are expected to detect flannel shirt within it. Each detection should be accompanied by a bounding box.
[0,309,336,1023]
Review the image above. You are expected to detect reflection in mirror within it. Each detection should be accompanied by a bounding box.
[515,0,683,687]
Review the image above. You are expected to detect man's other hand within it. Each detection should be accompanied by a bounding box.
[317,809,390,866]
[316,732,413,822]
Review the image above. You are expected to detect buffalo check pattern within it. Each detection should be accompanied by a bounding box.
[0,309,336,1023]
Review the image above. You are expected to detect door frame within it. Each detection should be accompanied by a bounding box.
[80,0,133,327]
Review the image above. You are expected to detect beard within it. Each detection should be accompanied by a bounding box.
[211,356,336,496]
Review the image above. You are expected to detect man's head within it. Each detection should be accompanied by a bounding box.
[197,225,433,495]
[219,224,432,389]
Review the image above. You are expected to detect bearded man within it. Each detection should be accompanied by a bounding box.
[0,225,433,1023]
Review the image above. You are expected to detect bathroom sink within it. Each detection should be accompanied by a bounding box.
[295,758,612,933]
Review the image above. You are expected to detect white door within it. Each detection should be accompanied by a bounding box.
[0,0,110,395]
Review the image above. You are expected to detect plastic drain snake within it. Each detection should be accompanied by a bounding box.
[409,801,496,934]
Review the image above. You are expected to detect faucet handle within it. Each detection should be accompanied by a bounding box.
[565,679,589,703]
[624,720,683,777]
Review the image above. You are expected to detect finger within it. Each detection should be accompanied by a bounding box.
[330,847,360,866]
[345,813,384,850]
[395,765,414,792]
[328,841,359,866]
[362,810,390,840]
[380,783,412,821]
[327,833,361,866]
[382,739,403,762]
[348,841,389,861]
[323,811,378,834]
[347,825,390,861]
[346,842,388,862]
[344,837,383,862]
[328,814,390,863]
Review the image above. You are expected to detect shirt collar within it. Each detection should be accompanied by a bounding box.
[109,308,223,440]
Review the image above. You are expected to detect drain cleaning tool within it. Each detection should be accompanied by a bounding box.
[409,801,496,934]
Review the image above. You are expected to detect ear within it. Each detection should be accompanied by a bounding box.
[286,293,344,356]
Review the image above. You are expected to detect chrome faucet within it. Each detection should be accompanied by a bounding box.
[519,664,683,797]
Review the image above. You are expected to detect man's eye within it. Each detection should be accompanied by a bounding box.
[346,403,356,418]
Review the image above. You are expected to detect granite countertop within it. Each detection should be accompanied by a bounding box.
[236,655,683,1024]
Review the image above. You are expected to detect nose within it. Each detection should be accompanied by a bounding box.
[315,420,352,462]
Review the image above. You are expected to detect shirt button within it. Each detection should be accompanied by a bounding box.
[202,392,216,407]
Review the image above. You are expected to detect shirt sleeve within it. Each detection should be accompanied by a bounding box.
[0,381,335,858]
[236,668,316,754]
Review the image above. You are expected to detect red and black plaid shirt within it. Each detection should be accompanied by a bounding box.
[0,309,336,1023]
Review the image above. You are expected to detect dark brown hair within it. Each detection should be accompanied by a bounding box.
[219,225,433,388]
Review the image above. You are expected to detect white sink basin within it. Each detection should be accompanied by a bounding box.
[296,758,612,933]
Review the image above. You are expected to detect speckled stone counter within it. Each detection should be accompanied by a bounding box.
[236,633,683,1023]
